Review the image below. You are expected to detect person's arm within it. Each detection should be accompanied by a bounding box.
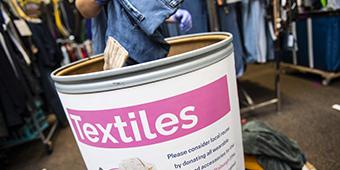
[75,0,102,18]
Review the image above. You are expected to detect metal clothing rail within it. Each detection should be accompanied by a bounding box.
[282,63,340,86]
[282,14,340,86]
[240,53,281,114]
[0,100,57,154]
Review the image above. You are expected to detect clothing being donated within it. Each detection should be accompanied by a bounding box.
[103,37,129,70]
[243,121,306,170]
[92,0,183,63]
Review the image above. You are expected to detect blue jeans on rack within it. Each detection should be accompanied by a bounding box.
[242,0,267,63]
[218,3,245,77]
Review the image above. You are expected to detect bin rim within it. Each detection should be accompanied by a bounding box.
[51,32,233,94]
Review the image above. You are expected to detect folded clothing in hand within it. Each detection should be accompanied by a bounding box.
[92,0,184,64]
[103,37,128,70]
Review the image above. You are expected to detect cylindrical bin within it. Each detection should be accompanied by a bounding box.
[52,32,244,170]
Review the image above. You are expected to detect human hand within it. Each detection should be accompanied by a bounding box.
[173,9,192,32]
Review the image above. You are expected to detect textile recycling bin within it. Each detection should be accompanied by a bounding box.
[52,32,244,170]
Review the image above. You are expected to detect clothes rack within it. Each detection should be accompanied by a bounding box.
[0,101,57,154]
[0,0,86,154]
[282,10,340,85]
[206,0,282,113]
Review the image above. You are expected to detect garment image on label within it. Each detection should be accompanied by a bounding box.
[99,158,155,170]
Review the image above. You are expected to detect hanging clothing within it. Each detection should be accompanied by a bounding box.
[327,0,340,9]
[1,3,43,96]
[7,0,42,23]
[52,0,70,38]
[0,0,83,128]
[28,22,67,125]
[0,3,46,129]
[243,121,306,170]
[28,23,63,68]
[40,3,59,39]
[59,1,72,33]
[242,0,267,63]
[181,0,209,34]
[0,110,9,137]
[167,0,209,36]
[217,2,245,77]
[0,31,28,127]
[59,0,85,42]
[266,22,275,61]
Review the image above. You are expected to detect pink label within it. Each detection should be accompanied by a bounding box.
[67,76,230,148]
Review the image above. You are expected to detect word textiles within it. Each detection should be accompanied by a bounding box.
[69,106,198,144]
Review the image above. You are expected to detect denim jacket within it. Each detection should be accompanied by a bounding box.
[92,0,183,63]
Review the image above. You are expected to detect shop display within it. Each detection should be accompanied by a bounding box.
[0,0,337,169]
[293,13,340,72]
[282,8,340,85]
[0,0,61,153]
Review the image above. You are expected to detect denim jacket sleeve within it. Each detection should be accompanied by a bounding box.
[117,0,183,35]
[91,9,107,54]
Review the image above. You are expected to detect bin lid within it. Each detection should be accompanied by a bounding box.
[51,32,233,94]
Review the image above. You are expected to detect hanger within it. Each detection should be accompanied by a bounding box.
[9,0,42,23]
[52,0,70,37]
[18,0,43,7]
[2,0,20,18]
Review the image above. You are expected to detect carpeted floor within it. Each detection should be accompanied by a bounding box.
[3,63,340,170]
[239,63,340,170]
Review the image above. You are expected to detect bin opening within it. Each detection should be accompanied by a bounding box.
[55,35,227,76]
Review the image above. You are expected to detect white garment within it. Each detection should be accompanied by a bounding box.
[227,0,242,4]
[327,0,340,9]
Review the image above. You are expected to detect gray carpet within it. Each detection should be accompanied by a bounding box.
[240,63,340,170]
[4,63,340,170]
